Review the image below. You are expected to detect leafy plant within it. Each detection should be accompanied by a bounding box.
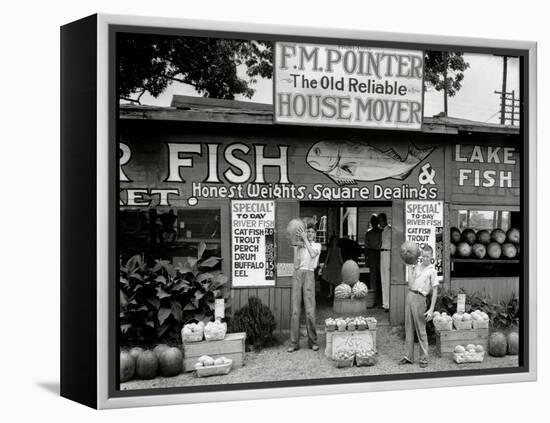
[230,296,277,351]
[119,242,230,344]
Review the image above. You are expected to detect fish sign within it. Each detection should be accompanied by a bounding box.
[306,140,435,185]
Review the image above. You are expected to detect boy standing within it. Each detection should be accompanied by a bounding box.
[399,245,439,368]
[288,224,321,352]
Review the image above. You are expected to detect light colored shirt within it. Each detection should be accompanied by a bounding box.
[295,242,321,271]
[409,263,439,296]
[381,224,392,249]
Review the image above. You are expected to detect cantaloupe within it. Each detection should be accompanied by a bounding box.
[341,260,360,284]
[488,332,508,357]
[120,351,135,383]
[507,332,519,355]
[159,347,183,377]
[136,350,158,379]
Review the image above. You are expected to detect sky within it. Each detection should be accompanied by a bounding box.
[137,52,520,125]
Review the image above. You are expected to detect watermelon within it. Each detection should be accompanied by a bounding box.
[457,242,472,258]
[128,346,144,360]
[477,229,491,244]
[352,281,368,298]
[159,347,184,377]
[450,227,461,244]
[487,242,502,259]
[153,344,170,358]
[286,218,305,246]
[400,241,420,265]
[506,228,520,244]
[120,351,135,383]
[507,332,519,355]
[136,350,158,379]
[491,229,507,244]
[341,260,360,284]
[472,243,486,259]
[488,332,508,357]
[334,283,352,299]
[502,243,517,259]
[462,228,477,245]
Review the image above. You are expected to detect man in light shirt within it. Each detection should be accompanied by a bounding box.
[288,224,321,352]
[399,244,439,368]
[379,213,391,311]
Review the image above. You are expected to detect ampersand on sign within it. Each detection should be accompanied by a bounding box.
[418,163,436,185]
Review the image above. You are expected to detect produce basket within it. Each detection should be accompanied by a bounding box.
[196,360,233,377]
[337,323,347,332]
[204,321,227,341]
[472,319,489,329]
[453,320,473,330]
[347,323,356,331]
[433,320,452,331]
[181,322,204,343]
[356,354,377,367]
[326,323,336,332]
[367,318,377,330]
[357,323,367,331]
[335,358,354,368]
[453,351,484,364]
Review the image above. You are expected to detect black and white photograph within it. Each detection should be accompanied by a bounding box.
[114,28,528,393]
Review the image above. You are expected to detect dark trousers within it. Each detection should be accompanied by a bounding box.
[367,250,382,306]
[290,269,317,348]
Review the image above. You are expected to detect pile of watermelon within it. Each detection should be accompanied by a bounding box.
[488,331,520,357]
[120,344,184,383]
[451,227,520,260]
[334,281,368,299]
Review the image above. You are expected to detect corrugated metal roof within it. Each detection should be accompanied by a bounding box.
[120,95,520,135]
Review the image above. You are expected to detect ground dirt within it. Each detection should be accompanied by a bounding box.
[121,325,519,390]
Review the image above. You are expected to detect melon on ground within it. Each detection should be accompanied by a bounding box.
[128,346,144,360]
[488,332,508,357]
[159,347,184,377]
[341,260,360,284]
[120,351,135,383]
[507,332,519,355]
[135,350,159,379]
[153,344,170,358]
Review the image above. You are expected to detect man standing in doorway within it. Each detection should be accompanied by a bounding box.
[379,213,391,312]
[365,215,382,308]
[288,224,321,353]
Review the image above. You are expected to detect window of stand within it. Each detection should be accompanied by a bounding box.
[119,208,222,268]
[450,206,520,278]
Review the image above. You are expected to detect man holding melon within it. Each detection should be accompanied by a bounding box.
[399,244,439,368]
[288,224,321,353]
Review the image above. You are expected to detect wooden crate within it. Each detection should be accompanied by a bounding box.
[435,328,489,357]
[183,332,246,372]
[333,298,367,315]
[325,330,377,359]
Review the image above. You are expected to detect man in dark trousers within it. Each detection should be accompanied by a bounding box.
[365,214,382,308]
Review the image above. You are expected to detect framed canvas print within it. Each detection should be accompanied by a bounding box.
[60,14,537,409]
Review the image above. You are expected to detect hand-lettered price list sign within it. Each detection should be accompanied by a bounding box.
[231,200,276,287]
[405,200,444,281]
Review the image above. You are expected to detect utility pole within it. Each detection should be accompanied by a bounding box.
[499,56,508,124]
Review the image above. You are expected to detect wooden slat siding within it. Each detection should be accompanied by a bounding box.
[450,277,519,302]
[443,202,451,291]
[390,199,406,286]
[280,288,292,329]
[276,200,300,288]
[257,288,270,307]
[273,287,282,333]
[268,287,276,313]
[390,285,406,325]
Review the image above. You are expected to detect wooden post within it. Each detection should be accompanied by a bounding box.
[500,56,508,124]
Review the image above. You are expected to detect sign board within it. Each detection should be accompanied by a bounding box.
[231,200,276,287]
[457,294,466,314]
[405,200,444,279]
[274,42,424,130]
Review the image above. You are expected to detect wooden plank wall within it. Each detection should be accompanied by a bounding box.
[450,277,519,302]
[231,287,292,331]
[390,199,407,325]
